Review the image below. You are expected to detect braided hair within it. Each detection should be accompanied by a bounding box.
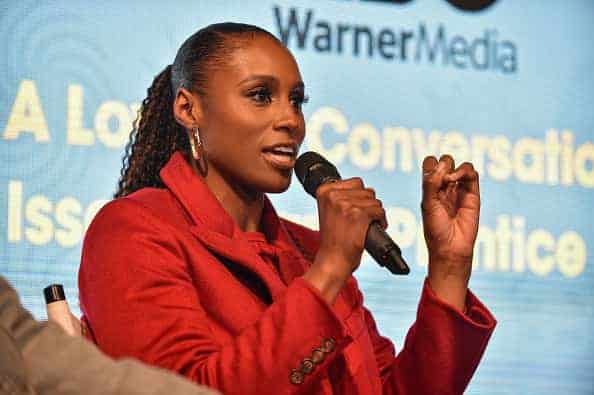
[115,23,279,198]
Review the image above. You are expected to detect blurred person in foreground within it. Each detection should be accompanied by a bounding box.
[79,22,496,394]
[0,275,219,394]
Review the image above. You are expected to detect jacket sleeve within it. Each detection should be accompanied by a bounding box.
[0,276,219,395]
[78,199,353,395]
[361,278,496,395]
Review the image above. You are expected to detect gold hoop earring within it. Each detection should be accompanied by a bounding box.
[190,127,202,161]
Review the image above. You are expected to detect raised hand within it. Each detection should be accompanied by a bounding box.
[421,155,480,312]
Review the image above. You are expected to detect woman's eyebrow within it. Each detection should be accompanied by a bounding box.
[237,75,304,90]
[237,74,277,86]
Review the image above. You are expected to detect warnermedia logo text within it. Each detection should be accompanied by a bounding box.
[274,6,517,74]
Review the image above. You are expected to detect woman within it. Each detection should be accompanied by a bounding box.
[79,23,496,394]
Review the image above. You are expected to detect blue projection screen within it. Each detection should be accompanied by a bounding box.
[1,1,593,394]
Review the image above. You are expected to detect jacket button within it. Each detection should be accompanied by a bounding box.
[311,348,325,364]
[300,358,315,374]
[321,338,336,353]
[290,369,304,385]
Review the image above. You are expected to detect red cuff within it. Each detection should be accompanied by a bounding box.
[422,277,497,330]
[290,277,353,349]
[282,278,354,387]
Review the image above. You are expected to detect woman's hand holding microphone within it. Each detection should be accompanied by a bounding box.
[304,177,387,304]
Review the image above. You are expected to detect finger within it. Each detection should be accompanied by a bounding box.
[444,162,480,195]
[422,156,438,176]
[339,200,386,223]
[444,162,475,181]
[426,154,456,191]
[361,205,388,229]
[342,198,383,209]
[439,154,455,172]
[316,177,360,198]
[326,189,377,202]
[339,188,377,199]
[422,155,450,199]
[317,177,364,195]
[340,177,365,189]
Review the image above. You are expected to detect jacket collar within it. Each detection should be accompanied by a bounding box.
[159,151,235,237]
[159,151,305,300]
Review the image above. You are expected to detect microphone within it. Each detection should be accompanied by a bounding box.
[294,151,410,275]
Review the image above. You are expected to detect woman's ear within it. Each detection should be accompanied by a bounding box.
[173,87,203,129]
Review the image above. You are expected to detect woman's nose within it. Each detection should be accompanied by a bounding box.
[274,102,302,136]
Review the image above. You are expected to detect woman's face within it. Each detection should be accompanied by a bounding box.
[197,34,306,196]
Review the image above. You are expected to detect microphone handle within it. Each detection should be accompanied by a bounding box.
[365,222,410,275]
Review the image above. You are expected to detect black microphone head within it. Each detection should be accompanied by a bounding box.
[295,151,341,197]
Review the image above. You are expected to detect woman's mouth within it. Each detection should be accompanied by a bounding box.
[261,145,297,170]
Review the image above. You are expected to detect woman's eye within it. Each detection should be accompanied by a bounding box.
[249,88,272,104]
[291,94,309,110]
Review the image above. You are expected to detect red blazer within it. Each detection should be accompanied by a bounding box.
[79,152,496,395]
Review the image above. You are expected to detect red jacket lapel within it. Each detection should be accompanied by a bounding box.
[159,152,288,301]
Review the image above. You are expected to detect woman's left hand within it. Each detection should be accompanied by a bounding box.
[421,154,480,312]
